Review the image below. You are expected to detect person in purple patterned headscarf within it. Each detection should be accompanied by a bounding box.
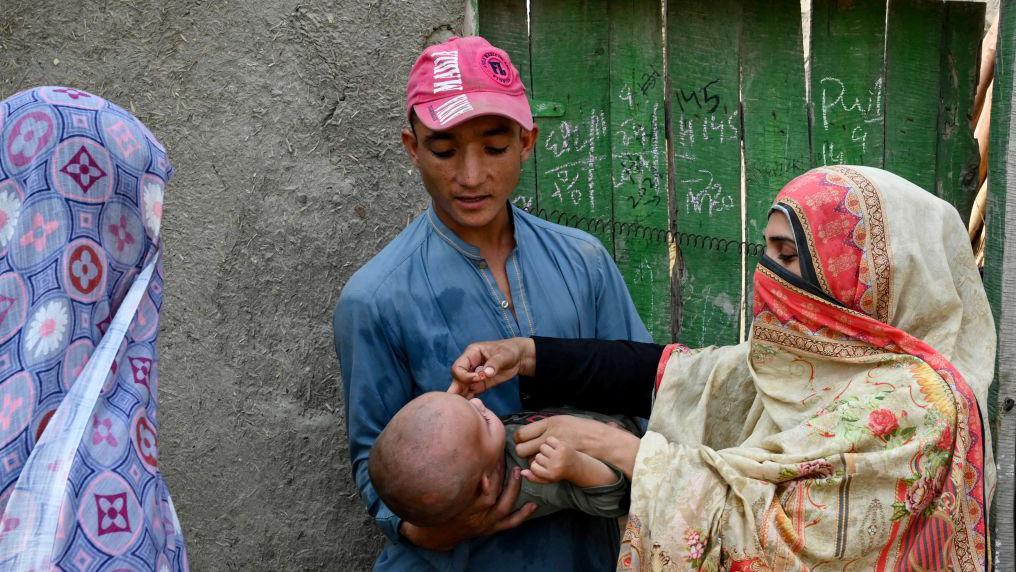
[0,87,187,570]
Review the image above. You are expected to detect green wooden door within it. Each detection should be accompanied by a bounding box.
[478,0,984,348]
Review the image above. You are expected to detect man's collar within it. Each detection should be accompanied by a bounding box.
[425,203,520,260]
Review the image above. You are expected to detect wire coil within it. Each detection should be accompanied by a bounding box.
[523,207,765,256]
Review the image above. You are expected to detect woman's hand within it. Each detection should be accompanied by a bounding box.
[514,415,642,479]
[448,337,536,398]
[522,437,618,488]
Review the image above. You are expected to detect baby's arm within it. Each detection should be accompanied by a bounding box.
[522,437,619,488]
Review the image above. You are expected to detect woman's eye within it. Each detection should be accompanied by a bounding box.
[778,253,798,263]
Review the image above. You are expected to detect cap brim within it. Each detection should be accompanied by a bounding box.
[412,91,534,132]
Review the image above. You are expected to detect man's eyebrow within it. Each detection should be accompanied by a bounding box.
[481,126,512,137]
[424,132,454,143]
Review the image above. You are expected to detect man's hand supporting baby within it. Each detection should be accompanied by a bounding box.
[398,467,537,552]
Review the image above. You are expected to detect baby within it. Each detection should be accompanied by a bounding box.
[368,392,638,527]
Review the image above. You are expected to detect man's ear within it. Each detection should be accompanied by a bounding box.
[402,127,421,167]
[519,125,539,162]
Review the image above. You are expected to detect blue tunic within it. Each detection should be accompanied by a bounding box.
[334,204,651,571]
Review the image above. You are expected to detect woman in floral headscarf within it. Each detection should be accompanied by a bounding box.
[450,166,994,570]
[0,87,187,570]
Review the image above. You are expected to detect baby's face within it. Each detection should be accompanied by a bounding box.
[463,397,506,469]
[430,394,507,518]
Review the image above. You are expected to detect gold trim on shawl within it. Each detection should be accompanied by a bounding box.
[827,166,894,324]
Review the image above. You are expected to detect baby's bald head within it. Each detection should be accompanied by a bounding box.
[368,392,492,526]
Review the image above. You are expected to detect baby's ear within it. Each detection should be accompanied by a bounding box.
[479,473,494,496]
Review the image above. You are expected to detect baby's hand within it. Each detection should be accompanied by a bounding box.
[522,436,621,488]
[521,437,575,484]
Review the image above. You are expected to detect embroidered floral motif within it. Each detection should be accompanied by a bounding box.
[912,361,958,417]
[143,181,164,236]
[0,191,22,248]
[893,474,941,521]
[937,426,953,452]
[0,394,23,431]
[95,492,130,535]
[866,408,899,438]
[806,389,919,449]
[796,458,835,478]
[816,217,854,241]
[91,415,118,447]
[25,300,68,358]
[135,416,158,467]
[130,356,152,388]
[60,146,107,193]
[19,212,59,253]
[107,214,136,252]
[826,253,858,277]
[904,476,934,514]
[70,245,101,291]
[683,527,707,568]
[54,88,91,100]
[9,116,52,162]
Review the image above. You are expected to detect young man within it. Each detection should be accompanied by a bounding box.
[334,36,651,570]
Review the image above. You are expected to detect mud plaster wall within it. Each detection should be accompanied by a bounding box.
[0,0,464,569]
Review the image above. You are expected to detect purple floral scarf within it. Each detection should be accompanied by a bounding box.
[0,87,187,570]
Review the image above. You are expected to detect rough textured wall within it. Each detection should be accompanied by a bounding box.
[0,0,463,569]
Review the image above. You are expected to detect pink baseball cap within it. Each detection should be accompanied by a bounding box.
[406,36,533,131]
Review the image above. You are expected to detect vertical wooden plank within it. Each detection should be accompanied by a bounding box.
[609,0,669,342]
[936,2,984,223]
[987,0,1016,566]
[742,1,810,240]
[464,0,479,35]
[810,0,887,167]
[741,0,810,327]
[883,0,942,192]
[530,0,614,251]
[668,0,742,347]
[478,0,538,211]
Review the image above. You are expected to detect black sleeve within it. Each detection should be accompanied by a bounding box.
[518,337,665,418]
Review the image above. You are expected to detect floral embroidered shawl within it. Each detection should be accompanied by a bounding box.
[0,87,188,569]
[620,166,995,571]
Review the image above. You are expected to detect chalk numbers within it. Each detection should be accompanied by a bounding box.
[614,81,663,210]
[543,110,608,208]
[818,76,884,164]
[673,79,737,216]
